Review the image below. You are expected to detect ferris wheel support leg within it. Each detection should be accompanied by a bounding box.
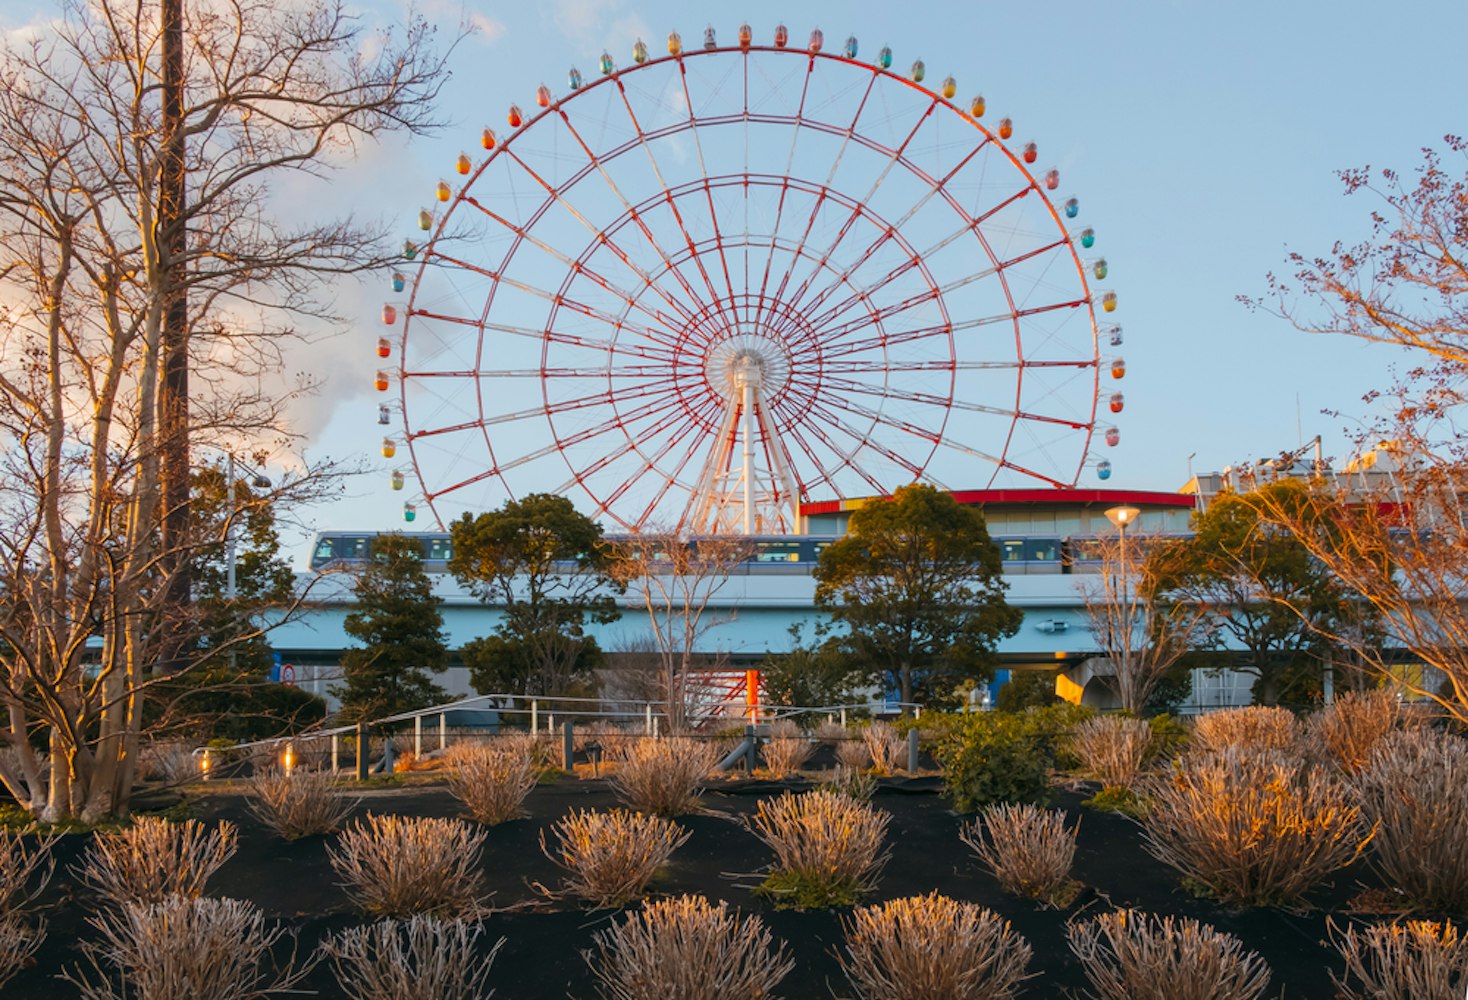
[742,379,755,535]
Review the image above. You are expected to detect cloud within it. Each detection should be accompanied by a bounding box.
[546,0,651,57]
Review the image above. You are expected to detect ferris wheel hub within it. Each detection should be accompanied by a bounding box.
[704,335,791,402]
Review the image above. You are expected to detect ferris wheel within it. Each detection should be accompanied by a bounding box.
[379,24,1125,533]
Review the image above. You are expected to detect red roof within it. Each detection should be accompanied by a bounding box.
[798,488,1196,516]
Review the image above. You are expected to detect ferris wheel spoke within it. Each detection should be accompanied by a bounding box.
[751,48,832,339]
[674,66,743,319]
[562,398,714,515]
[782,143,988,332]
[801,231,1066,345]
[764,89,941,338]
[933,433,1070,489]
[821,375,1087,430]
[794,405,912,492]
[423,251,683,357]
[499,138,704,331]
[459,188,690,340]
[598,412,720,528]
[787,184,1035,341]
[614,79,739,333]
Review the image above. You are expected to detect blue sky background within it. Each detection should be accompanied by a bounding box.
[7,0,1465,564]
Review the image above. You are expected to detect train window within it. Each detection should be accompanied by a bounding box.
[754,540,801,562]
[1025,537,1061,561]
[312,538,337,564]
[342,536,370,560]
[998,538,1026,562]
[424,536,453,561]
[1068,538,1104,563]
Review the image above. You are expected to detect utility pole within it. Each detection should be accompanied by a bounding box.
[159,0,191,670]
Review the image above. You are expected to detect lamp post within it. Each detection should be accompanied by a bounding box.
[1104,505,1142,703]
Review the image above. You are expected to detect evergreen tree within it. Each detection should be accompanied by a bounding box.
[814,484,1022,711]
[336,534,448,721]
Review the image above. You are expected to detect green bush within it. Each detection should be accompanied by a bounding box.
[995,670,1060,711]
[931,705,1094,813]
[1146,715,1190,763]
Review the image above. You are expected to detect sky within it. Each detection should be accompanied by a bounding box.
[6,0,1466,566]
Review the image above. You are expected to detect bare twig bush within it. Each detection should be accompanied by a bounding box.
[589,895,794,1000]
[1067,909,1271,1000]
[496,732,552,767]
[328,815,487,917]
[862,721,904,775]
[838,892,1032,1000]
[610,738,718,817]
[1140,748,1370,906]
[137,741,198,786]
[1191,706,1301,755]
[748,789,890,907]
[445,743,538,825]
[835,738,871,772]
[541,808,689,908]
[0,918,42,990]
[1308,689,1399,773]
[820,765,877,802]
[321,915,503,1000]
[1354,729,1468,910]
[815,719,850,743]
[66,896,313,1000]
[1069,715,1153,788]
[76,818,238,910]
[1331,919,1468,1000]
[247,768,356,840]
[762,720,813,777]
[0,830,57,917]
[961,803,1079,904]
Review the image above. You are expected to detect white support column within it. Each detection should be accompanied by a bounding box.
[741,376,755,535]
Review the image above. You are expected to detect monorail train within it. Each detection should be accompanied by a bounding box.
[308,530,1163,575]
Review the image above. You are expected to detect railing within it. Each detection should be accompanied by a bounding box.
[191,690,923,780]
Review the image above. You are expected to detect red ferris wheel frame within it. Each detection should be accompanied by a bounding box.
[396,32,1116,532]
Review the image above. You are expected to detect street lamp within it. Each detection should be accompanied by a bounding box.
[1103,504,1143,581]
[1104,505,1143,706]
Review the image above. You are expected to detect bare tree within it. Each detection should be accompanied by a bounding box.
[0,0,454,821]
[606,532,755,732]
[1081,534,1211,713]
[1245,137,1468,722]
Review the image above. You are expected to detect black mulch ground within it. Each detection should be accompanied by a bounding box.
[9,775,1405,998]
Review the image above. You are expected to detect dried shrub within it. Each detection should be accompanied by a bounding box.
[137,741,198,786]
[1309,689,1399,773]
[247,768,356,840]
[1191,706,1301,755]
[497,732,552,767]
[1354,729,1468,910]
[610,738,717,817]
[815,719,850,743]
[1331,919,1468,1000]
[1069,715,1153,788]
[1067,909,1271,1000]
[820,765,877,802]
[748,789,890,908]
[961,803,1079,904]
[0,830,56,918]
[862,721,903,775]
[541,808,689,908]
[321,915,503,1000]
[66,896,313,1000]
[76,817,238,910]
[445,743,537,825]
[838,892,1032,1000]
[835,738,871,773]
[0,917,41,989]
[761,720,813,777]
[328,815,487,917]
[1140,748,1369,906]
[589,895,793,1000]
